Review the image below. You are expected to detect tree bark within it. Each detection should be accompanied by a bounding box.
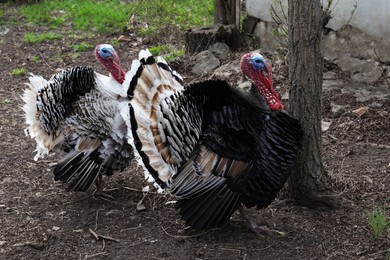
[214,0,240,28]
[287,0,337,207]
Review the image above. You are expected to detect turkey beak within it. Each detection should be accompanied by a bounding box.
[263,66,269,79]
[259,67,271,88]
[109,51,121,66]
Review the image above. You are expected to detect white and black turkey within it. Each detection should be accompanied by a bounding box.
[22,44,133,193]
[126,50,303,235]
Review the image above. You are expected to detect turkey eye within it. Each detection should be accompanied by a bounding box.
[102,49,108,53]
[254,59,261,63]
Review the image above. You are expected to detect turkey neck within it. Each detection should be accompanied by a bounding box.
[103,60,126,84]
[251,75,283,111]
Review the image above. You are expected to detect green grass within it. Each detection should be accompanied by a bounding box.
[24,32,62,44]
[367,208,389,237]
[31,55,41,62]
[149,45,185,62]
[149,45,172,56]
[20,0,214,35]
[72,42,94,52]
[11,68,26,76]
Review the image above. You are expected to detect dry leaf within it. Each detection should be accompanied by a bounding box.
[117,35,130,42]
[352,106,369,117]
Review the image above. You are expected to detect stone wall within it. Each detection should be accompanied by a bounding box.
[245,0,390,40]
[243,0,390,69]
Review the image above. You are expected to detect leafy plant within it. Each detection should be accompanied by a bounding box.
[149,45,170,56]
[367,207,389,237]
[11,68,26,76]
[24,32,62,44]
[31,55,41,62]
[164,50,185,62]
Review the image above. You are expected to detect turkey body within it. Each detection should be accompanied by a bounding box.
[23,44,133,192]
[126,51,304,230]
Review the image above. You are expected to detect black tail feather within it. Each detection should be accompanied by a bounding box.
[53,149,102,192]
[176,182,241,230]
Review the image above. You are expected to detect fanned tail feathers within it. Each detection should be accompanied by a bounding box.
[22,67,96,160]
[126,50,185,190]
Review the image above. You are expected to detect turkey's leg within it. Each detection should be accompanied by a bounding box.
[238,205,285,236]
[93,174,115,200]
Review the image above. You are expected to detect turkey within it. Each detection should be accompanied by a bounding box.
[125,50,304,235]
[22,44,133,193]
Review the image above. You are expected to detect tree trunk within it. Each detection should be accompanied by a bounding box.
[214,0,240,28]
[287,0,337,207]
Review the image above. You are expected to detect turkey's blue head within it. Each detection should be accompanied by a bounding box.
[95,44,125,84]
[240,52,283,111]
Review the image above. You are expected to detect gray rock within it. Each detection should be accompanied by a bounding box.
[323,71,337,80]
[253,21,277,50]
[369,102,383,108]
[281,92,289,100]
[208,42,231,61]
[334,56,375,74]
[324,25,390,64]
[351,67,383,83]
[341,82,390,102]
[238,81,251,91]
[191,51,220,74]
[323,79,345,90]
[321,121,332,132]
[330,102,350,116]
[215,60,240,74]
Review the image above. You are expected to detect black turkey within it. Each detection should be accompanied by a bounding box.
[22,44,133,193]
[126,50,303,234]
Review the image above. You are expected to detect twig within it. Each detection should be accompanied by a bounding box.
[161,225,217,239]
[95,209,102,230]
[101,238,106,251]
[39,53,54,71]
[88,228,120,243]
[97,234,120,243]
[120,224,142,233]
[89,228,99,241]
[124,186,159,195]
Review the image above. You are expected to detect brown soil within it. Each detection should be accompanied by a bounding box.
[1,4,389,260]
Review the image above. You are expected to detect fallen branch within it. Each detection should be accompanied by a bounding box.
[88,228,120,243]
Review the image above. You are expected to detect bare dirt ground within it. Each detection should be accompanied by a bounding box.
[1,4,389,260]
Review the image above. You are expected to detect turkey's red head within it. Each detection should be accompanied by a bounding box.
[95,44,125,84]
[240,52,284,111]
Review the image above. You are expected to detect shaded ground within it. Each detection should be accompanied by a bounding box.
[1,4,389,259]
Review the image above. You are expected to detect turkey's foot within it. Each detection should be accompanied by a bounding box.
[93,175,116,200]
[238,205,285,236]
